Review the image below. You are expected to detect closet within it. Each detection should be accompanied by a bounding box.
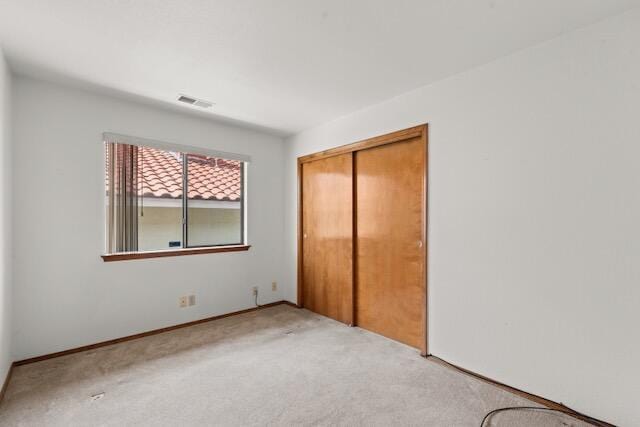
[298,125,427,354]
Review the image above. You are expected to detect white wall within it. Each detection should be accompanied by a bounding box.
[0,48,13,384]
[284,9,640,426]
[12,76,286,360]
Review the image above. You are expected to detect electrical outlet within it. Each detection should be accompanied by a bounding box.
[252,286,258,296]
[272,282,277,291]
[188,295,196,306]
[179,296,188,308]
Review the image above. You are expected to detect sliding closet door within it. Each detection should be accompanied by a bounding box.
[355,137,425,349]
[301,153,353,325]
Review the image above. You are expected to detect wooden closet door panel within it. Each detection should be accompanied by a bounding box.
[355,137,425,349]
[301,153,353,324]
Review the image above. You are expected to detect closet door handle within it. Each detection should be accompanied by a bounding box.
[417,240,423,248]
[303,233,308,239]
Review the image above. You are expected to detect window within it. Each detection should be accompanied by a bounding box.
[104,134,248,258]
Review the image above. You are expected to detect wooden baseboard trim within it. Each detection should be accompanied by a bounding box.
[15,301,291,366]
[427,355,613,427]
[281,300,302,308]
[0,362,15,405]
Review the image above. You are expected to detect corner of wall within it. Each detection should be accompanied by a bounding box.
[281,137,299,304]
[0,47,14,385]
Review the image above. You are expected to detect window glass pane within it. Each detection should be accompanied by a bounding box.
[186,154,243,247]
[137,147,184,251]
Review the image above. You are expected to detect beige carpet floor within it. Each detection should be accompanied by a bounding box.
[0,304,589,426]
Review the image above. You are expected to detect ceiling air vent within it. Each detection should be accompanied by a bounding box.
[178,94,214,109]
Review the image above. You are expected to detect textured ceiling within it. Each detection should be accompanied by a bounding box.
[0,0,638,135]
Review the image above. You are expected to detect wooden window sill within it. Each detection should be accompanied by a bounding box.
[101,245,251,262]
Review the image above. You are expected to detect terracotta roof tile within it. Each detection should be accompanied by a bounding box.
[139,147,241,202]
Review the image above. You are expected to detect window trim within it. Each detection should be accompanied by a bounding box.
[101,245,251,262]
[102,133,249,260]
